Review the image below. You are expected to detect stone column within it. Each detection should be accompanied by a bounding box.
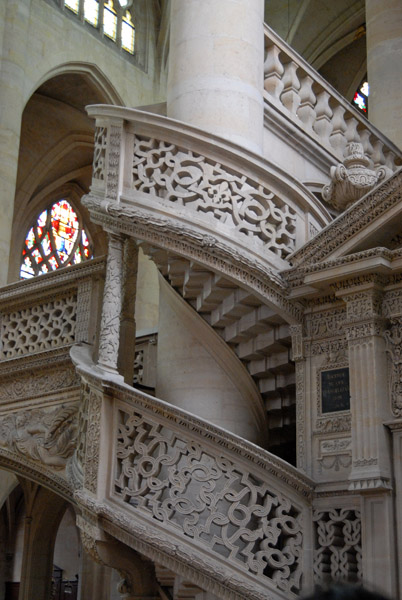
[18,482,67,600]
[366,0,402,148]
[118,237,139,384]
[98,233,124,374]
[0,0,31,284]
[339,284,397,597]
[167,0,265,154]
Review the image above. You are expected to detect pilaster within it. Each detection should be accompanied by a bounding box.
[338,284,392,488]
[336,282,397,598]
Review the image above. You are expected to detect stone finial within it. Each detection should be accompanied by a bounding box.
[322,142,391,211]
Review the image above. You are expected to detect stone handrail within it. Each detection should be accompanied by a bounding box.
[264,24,402,171]
[73,345,314,600]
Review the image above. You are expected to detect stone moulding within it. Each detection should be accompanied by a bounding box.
[83,194,304,323]
[0,447,73,501]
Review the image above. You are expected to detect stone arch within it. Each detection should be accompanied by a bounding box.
[26,61,123,110]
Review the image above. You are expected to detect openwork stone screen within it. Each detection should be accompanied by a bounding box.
[313,508,362,585]
[114,406,304,594]
[20,200,93,279]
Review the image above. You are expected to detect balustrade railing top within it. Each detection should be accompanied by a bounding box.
[263,24,402,172]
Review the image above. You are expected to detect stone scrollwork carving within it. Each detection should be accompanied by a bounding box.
[98,233,124,372]
[384,318,402,416]
[131,136,296,258]
[114,407,303,594]
[322,142,390,211]
[0,403,78,468]
[93,126,107,182]
[313,508,362,585]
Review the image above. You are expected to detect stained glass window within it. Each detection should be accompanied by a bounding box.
[353,80,369,114]
[20,200,93,280]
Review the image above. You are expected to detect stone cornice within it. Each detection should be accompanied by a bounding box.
[76,491,288,600]
[283,247,402,291]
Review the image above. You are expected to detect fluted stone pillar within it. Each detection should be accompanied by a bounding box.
[167,0,265,154]
[366,0,402,148]
[338,285,397,597]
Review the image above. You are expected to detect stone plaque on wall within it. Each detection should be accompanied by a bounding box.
[321,368,350,413]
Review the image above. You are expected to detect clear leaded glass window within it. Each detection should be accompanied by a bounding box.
[84,0,99,27]
[104,0,117,40]
[63,0,135,55]
[20,199,93,280]
[122,10,135,54]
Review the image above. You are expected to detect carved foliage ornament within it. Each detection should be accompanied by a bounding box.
[0,403,78,468]
[131,136,297,258]
[114,407,303,593]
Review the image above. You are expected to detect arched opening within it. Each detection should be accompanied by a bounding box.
[9,69,113,282]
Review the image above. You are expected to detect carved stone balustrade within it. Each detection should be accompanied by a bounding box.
[263,24,402,189]
[0,258,105,491]
[72,345,315,600]
[83,104,332,280]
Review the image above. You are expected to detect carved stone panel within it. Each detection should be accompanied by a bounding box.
[114,406,304,594]
[0,403,78,469]
[313,508,362,585]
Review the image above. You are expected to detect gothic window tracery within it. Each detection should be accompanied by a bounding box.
[20,199,93,279]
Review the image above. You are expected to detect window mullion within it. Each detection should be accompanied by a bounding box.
[99,0,104,33]
[79,0,85,22]
[116,11,122,48]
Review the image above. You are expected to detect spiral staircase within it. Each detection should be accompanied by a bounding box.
[1,24,401,600]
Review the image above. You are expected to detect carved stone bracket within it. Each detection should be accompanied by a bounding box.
[322,142,390,211]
